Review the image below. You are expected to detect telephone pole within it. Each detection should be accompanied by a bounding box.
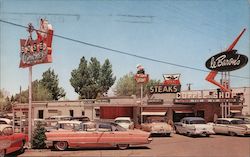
[187,83,192,91]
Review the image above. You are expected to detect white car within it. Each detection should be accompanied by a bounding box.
[114,117,134,129]
[0,118,11,125]
[174,117,215,137]
[140,116,172,136]
[213,118,250,136]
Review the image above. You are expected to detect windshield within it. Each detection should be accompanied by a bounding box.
[113,123,127,131]
[231,120,246,124]
[189,120,206,124]
[115,120,130,123]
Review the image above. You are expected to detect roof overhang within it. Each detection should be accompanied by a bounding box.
[173,109,194,113]
[230,110,241,113]
[141,112,166,116]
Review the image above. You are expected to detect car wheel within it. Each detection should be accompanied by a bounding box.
[187,132,192,137]
[175,127,179,134]
[0,149,6,157]
[54,141,68,151]
[165,133,171,137]
[18,141,25,154]
[229,131,236,136]
[117,144,129,150]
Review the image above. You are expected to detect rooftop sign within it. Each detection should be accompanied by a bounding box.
[205,50,248,72]
[205,28,247,92]
[149,84,181,94]
[19,19,53,68]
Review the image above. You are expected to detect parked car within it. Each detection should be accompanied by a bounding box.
[71,116,90,123]
[174,117,214,137]
[0,124,27,157]
[46,115,72,121]
[141,116,172,136]
[213,118,250,136]
[45,115,72,130]
[233,116,250,124]
[45,122,152,151]
[54,120,83,131]
[0,118,11,125]
[114,117,134,129]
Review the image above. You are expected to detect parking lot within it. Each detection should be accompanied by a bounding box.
[18,134,250,157]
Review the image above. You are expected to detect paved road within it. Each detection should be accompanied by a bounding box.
[18,134,250,157]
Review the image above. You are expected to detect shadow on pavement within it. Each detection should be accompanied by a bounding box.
[51,146,150,152]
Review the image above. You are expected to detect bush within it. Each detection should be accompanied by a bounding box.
[31,121,46,149]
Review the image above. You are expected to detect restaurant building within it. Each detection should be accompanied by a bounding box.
[13,87,249,124]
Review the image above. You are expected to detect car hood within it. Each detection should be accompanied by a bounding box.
[0,139,11,149]
[240,124,250,128]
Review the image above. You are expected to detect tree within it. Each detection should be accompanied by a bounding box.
[70,57,116,99]
[0,90,4,111]
[70,57,90,99]
[14,80,52,103]
[0,90,12,112]
[114,72,137,96]
[32,121,46,149]
[99,59,116,95]
[3,97,12,111]
[114,72,160,97]
[40,68,66,100]
[88,57,101,98]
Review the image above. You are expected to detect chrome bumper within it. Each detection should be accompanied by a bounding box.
[148,137,153,143]
[45,140,53,148]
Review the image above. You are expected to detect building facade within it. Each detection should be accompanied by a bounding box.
[13,87,249,124]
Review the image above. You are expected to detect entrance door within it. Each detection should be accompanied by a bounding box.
[173,112,194,122]
[196,110,205,118]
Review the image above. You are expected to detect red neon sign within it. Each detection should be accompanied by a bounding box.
[205,28,246,92]
[19,19,53,68]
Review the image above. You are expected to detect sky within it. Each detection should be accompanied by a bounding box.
[0,0,249,100]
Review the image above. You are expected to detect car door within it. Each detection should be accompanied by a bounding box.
[96,123,114,147]
[113,124,134,144]
[2,127,18,154]
[180,120,188,134]
[214,120,229,134]
[213,120,221,133]
[185,121,194,134]
[0,130,12,154]
[67,122,99,147]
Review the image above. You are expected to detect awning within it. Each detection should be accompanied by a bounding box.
[174,109,194,114]
[141,112,166,116]
[230,110,241,113]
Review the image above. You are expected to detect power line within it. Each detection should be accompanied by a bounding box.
[0,19,249,80]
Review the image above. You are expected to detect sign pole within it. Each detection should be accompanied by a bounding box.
[228,71,231,117]
[28,66,32,147]
[140,84,143,124]
[19,20,53,147]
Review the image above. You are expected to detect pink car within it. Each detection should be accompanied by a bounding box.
[0,124,27,156]
[45,122,152,150]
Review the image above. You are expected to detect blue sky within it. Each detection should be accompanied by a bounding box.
[0,0,249,100]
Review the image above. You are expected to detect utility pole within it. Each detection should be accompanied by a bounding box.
[187,83,192,91]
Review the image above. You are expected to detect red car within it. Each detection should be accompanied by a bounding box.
[45,122,152,151]
[0,124,27,157]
